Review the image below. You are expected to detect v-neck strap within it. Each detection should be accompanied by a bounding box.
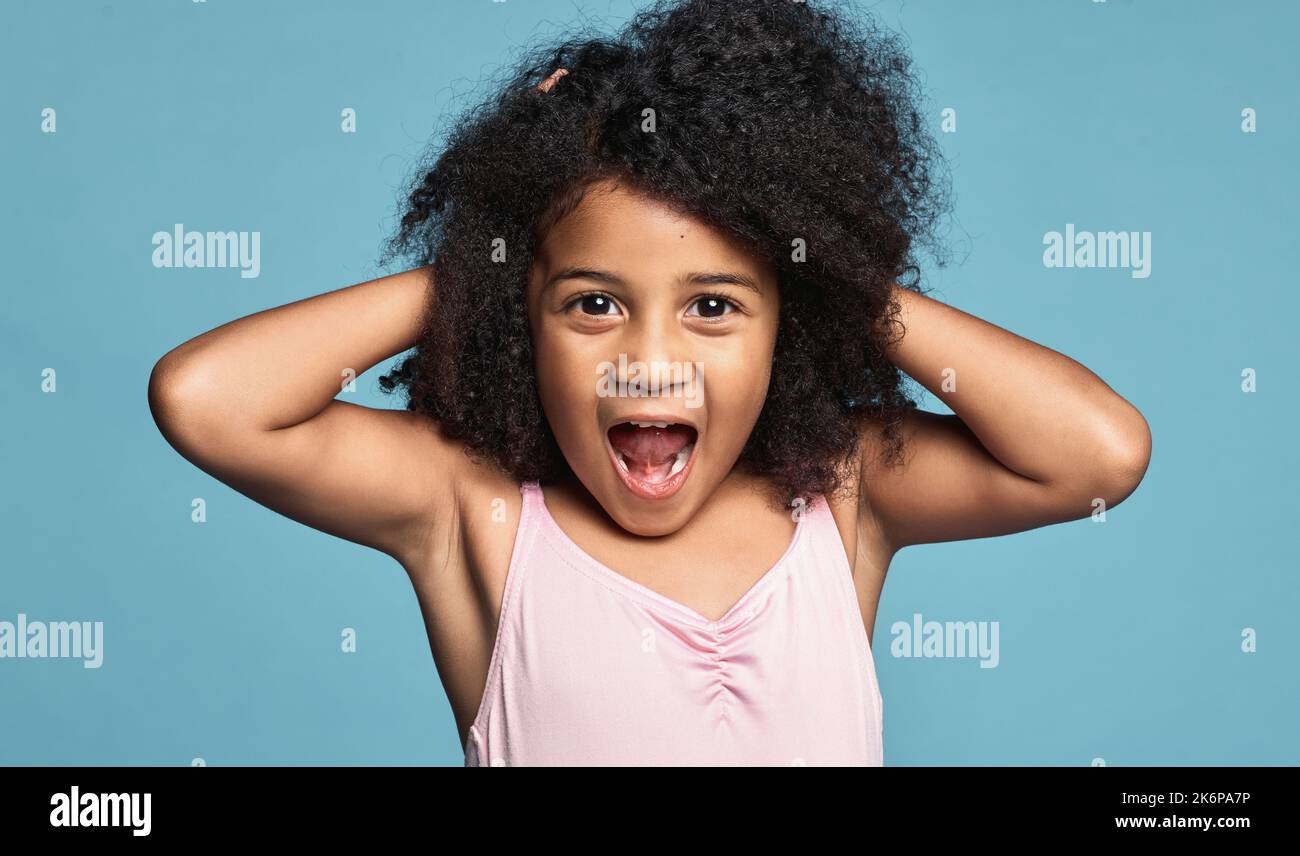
[525,479,810,630]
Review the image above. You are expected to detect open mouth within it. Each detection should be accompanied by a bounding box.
[605,419,700,500]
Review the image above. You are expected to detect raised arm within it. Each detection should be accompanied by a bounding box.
[147,266,463,569]
[859,284,1152,553]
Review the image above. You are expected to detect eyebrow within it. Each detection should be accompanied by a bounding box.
[543,266,762,295]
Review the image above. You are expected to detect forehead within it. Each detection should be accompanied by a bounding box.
[531,179,774,279]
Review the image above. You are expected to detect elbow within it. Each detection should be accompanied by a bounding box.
[148,352,220,452]
[148,352,188,427]
[1087,406,1153,509]
[148,354,186,448]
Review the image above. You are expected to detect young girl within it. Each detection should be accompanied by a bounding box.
[148,0,1151,766]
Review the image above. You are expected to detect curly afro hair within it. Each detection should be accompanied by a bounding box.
[378,0,951,507]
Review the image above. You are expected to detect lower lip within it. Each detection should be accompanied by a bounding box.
[605,432,699,501]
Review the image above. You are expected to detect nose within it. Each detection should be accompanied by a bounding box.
[619,312,695,399]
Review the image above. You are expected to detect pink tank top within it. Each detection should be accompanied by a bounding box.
[464,480,884,766]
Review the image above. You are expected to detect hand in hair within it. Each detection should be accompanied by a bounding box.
[536,67,568,93]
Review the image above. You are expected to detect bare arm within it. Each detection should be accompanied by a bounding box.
[860,284,1153,552]
[147,266,463,569]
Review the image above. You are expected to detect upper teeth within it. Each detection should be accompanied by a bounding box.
[629,421,671,428]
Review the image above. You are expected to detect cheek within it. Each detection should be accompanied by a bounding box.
[533,335,602,454]
[536,338,598,407]
[715,323,776,383]
[701,339,774,422]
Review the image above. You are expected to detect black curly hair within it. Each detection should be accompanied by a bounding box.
[378,0,951,507]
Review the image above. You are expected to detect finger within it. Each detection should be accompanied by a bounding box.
[536,67,569,93]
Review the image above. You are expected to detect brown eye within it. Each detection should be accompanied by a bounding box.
[687,295,736,319]
[572,293,620,316]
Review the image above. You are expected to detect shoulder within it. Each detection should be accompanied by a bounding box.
[814,412,912,595]
[829,406,927,559]
[394,412,526,586]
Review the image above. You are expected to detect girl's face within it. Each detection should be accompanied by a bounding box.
[526,178,781,536]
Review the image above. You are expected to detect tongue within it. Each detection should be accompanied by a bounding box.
[608,423,694,482]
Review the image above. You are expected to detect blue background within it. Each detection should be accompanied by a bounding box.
[2,0,1296,765]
